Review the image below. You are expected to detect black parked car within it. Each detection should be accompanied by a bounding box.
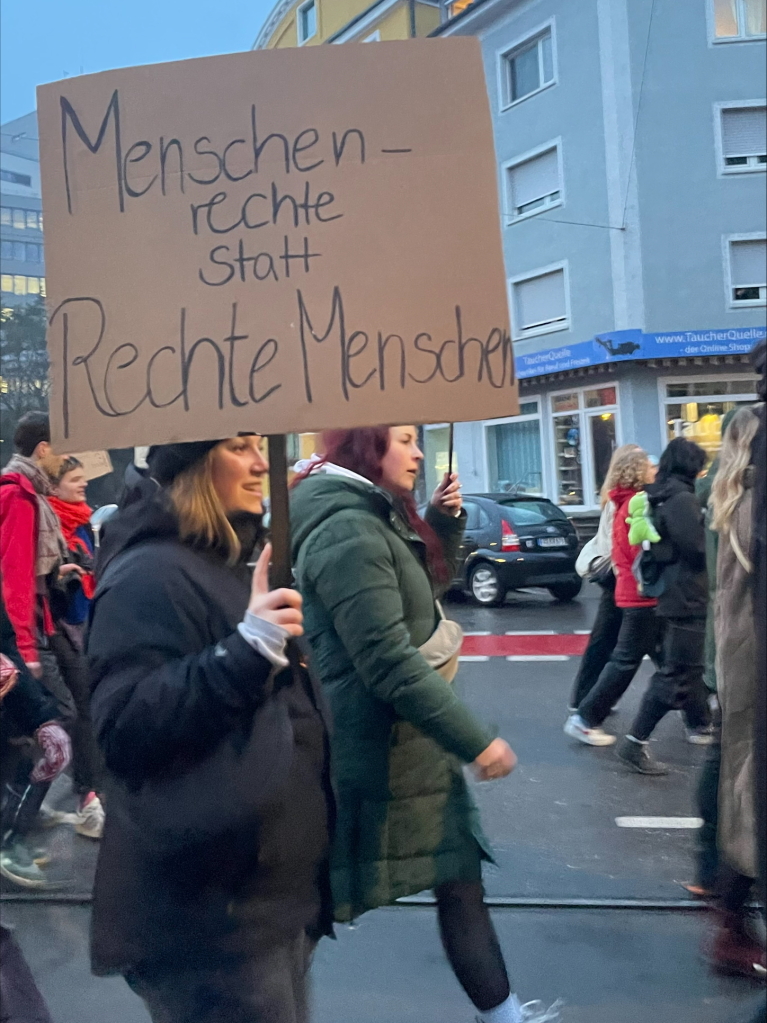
[451,494,582,606]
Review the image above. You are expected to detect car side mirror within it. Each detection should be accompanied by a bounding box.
[90,504,118,547]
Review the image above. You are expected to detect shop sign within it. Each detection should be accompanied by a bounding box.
[515,327,766,379]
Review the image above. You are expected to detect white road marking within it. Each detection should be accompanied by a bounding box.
[506,655,570,662]
[574,630,592,635]
[459,655,490,662]
[505,630,557,635]
[463,631,492,636]
[615,817,703,829]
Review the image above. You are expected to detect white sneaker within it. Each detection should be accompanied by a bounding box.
[686,726,715,746]
[73,795,104,839]
[564,714,616,747]
[520,1000,564,1022]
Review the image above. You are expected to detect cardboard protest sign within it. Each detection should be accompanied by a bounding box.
[37,39,517,452]
[68,450,113,480]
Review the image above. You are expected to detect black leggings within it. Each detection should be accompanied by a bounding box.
[434,880,510,1012]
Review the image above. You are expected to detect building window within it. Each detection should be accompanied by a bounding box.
[423,424,456,497]
[486,401,543,494]
[0,274,45,296]
[501,25,555,108]
[297,0,317,44]
[551,386,619,508]
[510,263,569,339]
[712,0,766,40]
[447,0,476,16]
[719,104,766,172]
[0,169,32,187]
[727,236,766,305]
[662,377,758,464]
[505,143,562,222]
[0,207,43,231]
[26,243,42,262]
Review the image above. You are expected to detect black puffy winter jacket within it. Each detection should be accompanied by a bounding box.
[647,472,708,619]
[87,493,334,976]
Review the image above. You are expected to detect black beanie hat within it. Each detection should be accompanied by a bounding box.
[146,441,221,486]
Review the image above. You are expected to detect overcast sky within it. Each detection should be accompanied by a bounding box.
[1,0,276,124]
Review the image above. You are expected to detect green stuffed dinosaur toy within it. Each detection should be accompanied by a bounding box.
[626,491,660,546]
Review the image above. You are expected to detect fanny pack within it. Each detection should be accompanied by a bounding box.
[418,602,463,683]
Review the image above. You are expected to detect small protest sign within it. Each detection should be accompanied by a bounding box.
[68,449,113,480]
[37,39,517,452]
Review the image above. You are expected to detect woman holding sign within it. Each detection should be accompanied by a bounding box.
[291,427,561,1023]
[86,436,334,1023]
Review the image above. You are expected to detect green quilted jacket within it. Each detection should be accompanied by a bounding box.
[290,472,493,922]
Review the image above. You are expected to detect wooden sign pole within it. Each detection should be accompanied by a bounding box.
[447,423,455,478]
[267,434,292,590]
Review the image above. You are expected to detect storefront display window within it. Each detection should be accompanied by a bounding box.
[662,376,758,464]
[551,385,619,508]
[486,401,543,494]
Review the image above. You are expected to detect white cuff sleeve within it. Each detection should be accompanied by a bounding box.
[237,611,290,668]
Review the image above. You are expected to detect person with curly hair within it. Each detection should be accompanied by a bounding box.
[565,447,659,747]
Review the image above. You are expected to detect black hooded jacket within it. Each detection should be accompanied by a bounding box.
[87,492,334,976]
[647,471,708,618]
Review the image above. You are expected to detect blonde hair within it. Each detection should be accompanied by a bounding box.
[600,444,645,506]
[168,448,240,564]
[710,406,759,535]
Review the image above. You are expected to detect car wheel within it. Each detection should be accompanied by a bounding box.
[468,563,505,607]
[548,580,583,602]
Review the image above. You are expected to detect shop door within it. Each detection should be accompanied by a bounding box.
[587,410,617,505]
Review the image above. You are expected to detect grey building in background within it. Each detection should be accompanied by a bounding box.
[425,0,766,515]
[1,111,45,310]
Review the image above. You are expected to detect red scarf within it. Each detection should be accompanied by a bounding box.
[48,496,96,599]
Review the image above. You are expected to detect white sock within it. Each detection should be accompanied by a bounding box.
[481,993,524,1023]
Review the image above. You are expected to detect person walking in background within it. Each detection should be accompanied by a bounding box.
[616,438,712,775]
[684,410,738,899]
[291,426,561,1023]
[565,448,658,747]
[1,597,70,1017]
[0,413,77,879]
[705,407,765,979]
[1,596,72,889]
[45,456,104,839]
[86,436,334,1023]
[569,444,646,712]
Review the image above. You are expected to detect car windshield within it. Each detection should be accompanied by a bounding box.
[496,499,569,527]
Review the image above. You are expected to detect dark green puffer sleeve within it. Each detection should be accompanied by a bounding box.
[300,514,491,764]
[424,504,466,594]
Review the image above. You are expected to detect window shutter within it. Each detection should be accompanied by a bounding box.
[730,239,767,285]
[722,107,767,157]
[514,270,566,329]
[510,149,559,209]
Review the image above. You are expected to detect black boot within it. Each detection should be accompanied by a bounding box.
[616,736,669,775]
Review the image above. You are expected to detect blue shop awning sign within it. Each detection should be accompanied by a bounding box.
[515,327,766,380]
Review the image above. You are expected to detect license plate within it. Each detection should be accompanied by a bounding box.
[537,537,568,548]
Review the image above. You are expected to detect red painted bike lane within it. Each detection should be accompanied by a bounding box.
[461,633,590,657]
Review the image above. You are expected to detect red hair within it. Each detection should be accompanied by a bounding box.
[293,427,449,585]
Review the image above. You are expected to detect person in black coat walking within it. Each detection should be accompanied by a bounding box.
[86,436,334,1023]
[616,438,712,775]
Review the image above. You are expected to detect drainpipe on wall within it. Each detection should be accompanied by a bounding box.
[408,0,417,37]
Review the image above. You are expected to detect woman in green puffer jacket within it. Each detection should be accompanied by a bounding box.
[290,425,561,1023]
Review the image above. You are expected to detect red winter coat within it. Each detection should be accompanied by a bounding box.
[610,486,657,610]
[0,473,55,663]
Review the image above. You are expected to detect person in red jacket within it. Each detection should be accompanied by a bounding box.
[565,447,660,747]
[1,412,77,837]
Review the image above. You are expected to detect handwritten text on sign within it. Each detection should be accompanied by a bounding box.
[38,41,516,450]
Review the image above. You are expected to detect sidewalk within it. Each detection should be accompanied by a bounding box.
[2,902,764,1023]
